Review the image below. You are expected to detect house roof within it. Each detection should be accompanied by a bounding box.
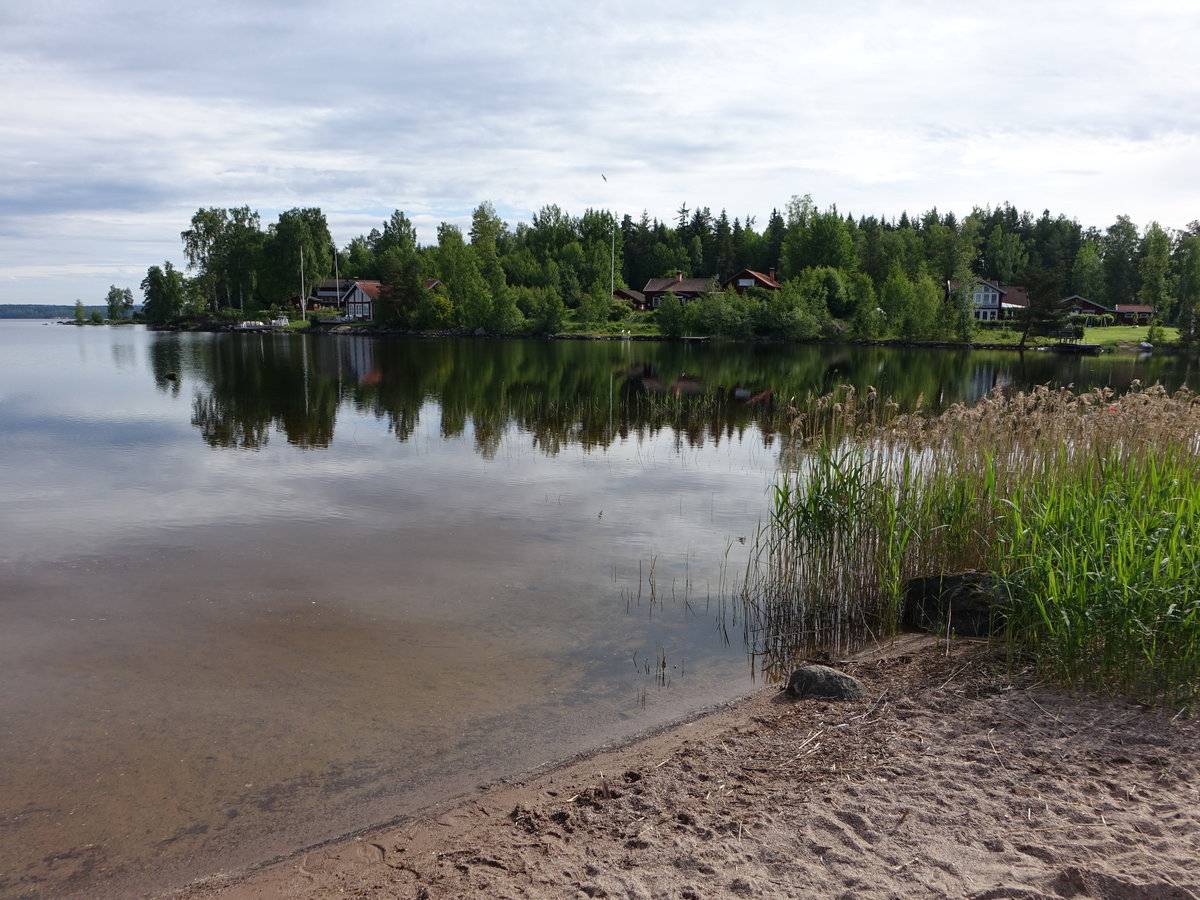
[614,289,645,302]
[949,279,1028,307]
[352,280,382,300]
[643,276,711,295]
[723,269,782,290]
[1065,295,1115,311]
[1115,303,1154,313]
[949,278,1004,293]
[1001,285,1028,307]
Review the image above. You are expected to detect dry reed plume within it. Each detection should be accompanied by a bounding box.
[741,382,1200,706]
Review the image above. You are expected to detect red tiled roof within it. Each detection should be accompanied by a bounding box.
[355,280,382,300]
[724,269,782,290]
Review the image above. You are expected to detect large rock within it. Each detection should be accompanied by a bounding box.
[785,665,867,700]
[903,572,1003,638]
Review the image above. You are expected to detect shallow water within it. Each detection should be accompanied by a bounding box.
[0,323,1190,898]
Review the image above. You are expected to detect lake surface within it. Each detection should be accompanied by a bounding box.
[1,322,1193,898]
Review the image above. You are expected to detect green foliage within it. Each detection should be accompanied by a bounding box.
[435,224,492,330]
[683,289,751,339]
[375,245,423,324]
[519,286,566,335]
[1070,239,1106,302]
[154,196,1196,345]
[140,261,187,323]
[984,225,1028,285]
[105,285,132,320]
[1137,222,1172,312]
[577,284,612,326]
[260,208,332,305]
[488,287,525,334]
[412,286,455,330]
[768,280,827,341]
[74,299,85,323]
[940,279,978,342]
[780,202,857,278]
[742,385,1200,703]
[1103,214,1141,306]
[1016,265,1069,347]
[655,291,684,337]
[181,206,264,310]
[849,301,885,339]
[795,267,849,317]
[1177,235,1200,341]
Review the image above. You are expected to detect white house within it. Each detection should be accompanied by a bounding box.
[949,279,1029,321]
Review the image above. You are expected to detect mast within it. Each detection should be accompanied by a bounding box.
[332,238,340,314]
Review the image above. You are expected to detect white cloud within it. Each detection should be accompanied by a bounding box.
[2,0,1199,303]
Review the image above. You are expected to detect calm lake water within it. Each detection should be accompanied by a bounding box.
[1,321,1193,898]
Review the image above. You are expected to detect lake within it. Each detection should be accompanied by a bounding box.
[0,321,1192,898]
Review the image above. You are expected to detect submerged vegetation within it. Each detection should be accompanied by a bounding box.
[740,383,1200,706]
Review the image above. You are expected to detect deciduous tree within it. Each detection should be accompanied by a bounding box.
[1102,215,1140,306]
[1071,240,1106,302]
[261,208,332,307]
[105,285,132,320]
[1137,222,1172,313]
[141,262,187,323]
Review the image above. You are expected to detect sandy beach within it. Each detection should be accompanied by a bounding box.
[172,635,1198,899]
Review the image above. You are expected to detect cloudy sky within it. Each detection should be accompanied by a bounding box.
[2,0,1198,306]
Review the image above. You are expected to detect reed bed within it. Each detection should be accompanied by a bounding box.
[740,382,1200,706]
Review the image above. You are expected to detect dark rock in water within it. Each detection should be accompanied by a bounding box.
[785,665,867,700]
[903,572,1003,637]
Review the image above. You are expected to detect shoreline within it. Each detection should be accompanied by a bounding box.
[170,636,1199,899]
[139,319,1187,356]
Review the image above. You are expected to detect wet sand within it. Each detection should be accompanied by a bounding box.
[0,523,755,900]
[172,636,1200,899]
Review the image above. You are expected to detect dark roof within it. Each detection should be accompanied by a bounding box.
[643,276,711,295]
[614,288,645,302]
[1065,295,1113,310]
[1115,303,1154,313]
[948,279,1028,307]
[1001,285,1028,307]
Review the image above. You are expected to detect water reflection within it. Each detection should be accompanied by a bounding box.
[3,323,1196,899]
[166,335,1194,455]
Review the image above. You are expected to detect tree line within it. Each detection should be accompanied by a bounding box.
[131,197,1200,341]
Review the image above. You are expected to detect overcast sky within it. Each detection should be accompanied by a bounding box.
[2,0,1198,306]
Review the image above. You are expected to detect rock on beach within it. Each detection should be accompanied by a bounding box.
[785,664,868,700]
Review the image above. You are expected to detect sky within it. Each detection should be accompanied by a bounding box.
[2,0,1198,306]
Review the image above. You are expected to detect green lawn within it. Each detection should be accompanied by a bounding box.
[1079,324,1177,345]
[973,323,1179,348]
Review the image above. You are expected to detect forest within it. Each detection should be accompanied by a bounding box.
[133,196,1200,342]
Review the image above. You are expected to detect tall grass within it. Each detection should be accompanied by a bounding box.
[740,383,1200,705]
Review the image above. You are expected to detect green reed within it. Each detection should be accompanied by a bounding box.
[740,383,1200,705]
